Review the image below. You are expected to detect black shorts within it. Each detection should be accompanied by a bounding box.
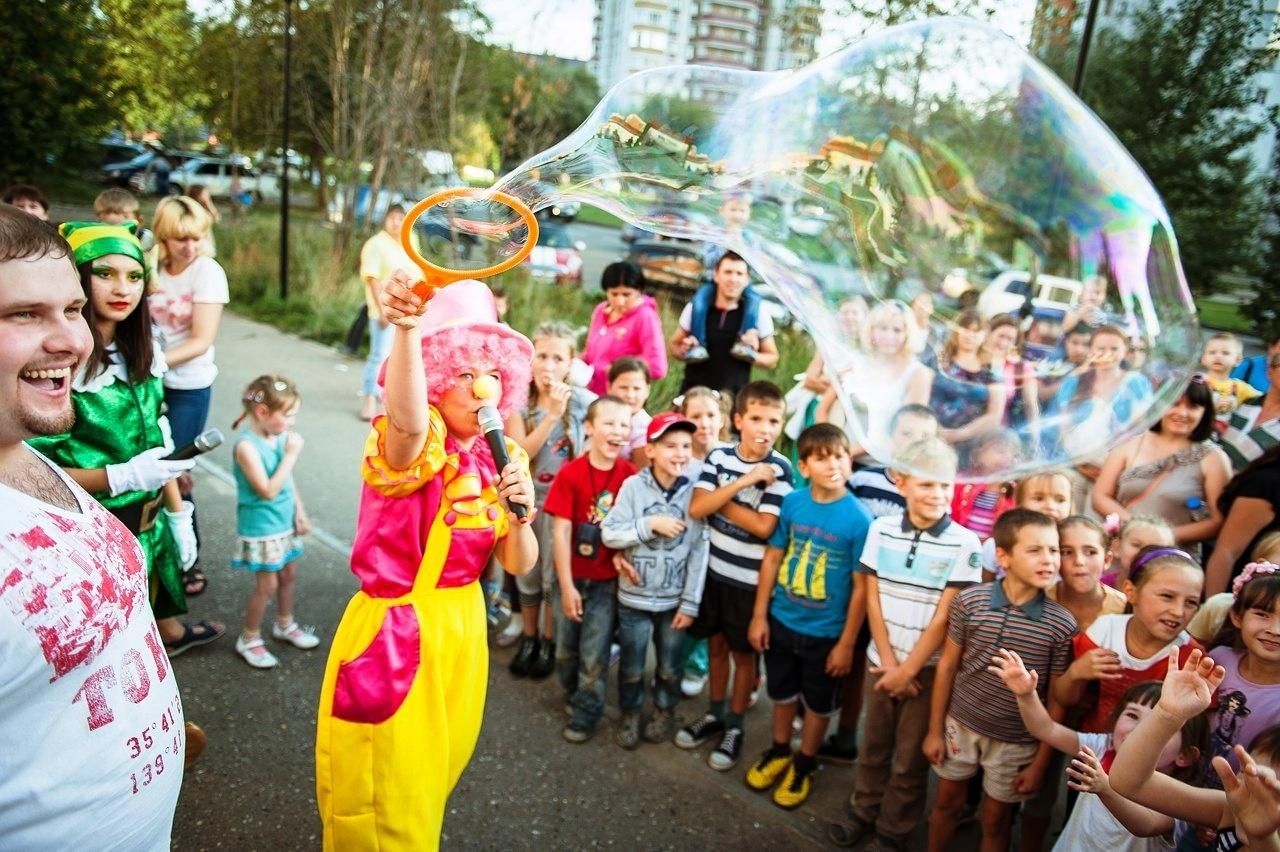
[688,573,756,654]
[763,616,844,716]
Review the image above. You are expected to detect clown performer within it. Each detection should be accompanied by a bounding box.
[316,272,538,851]
[27,223,225,662]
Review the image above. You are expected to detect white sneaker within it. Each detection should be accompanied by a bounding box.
[680,673,706,698]
[236,635,279,669]
[272,620,320,650]
[495,613,524,648]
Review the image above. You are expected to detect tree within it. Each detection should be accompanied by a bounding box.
[1247,116,1280,343]
[1079,0,1272,295]
[0,2,111,181]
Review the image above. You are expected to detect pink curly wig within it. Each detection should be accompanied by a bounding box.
[420,324,531,419]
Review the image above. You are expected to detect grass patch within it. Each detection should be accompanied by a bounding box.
[573,205,624,229]
[1196,299,1250,334]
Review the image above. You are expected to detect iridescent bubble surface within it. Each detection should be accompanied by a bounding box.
[431,17,1201,482]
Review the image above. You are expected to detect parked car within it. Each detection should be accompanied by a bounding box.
[620,207,697,244]
[978,270,1084,360]
[523,221,584,286]
[99,141,152,187]
[170,156,280,202]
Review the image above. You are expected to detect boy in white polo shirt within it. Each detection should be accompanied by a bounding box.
[829,438,982,852]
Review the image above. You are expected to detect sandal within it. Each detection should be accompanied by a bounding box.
[183,567,207,597]
[164,620,225,658]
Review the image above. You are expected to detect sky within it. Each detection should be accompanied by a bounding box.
[474,0,1037,62]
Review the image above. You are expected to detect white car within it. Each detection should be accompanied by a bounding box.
[977,270,1082,321]
[170,156,280,202]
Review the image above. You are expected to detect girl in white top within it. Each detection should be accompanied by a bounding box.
[991,649,1208,852]
[149,196,228,429]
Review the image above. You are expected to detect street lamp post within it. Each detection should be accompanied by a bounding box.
[280,0,293,301]
[1072,0,1102,97]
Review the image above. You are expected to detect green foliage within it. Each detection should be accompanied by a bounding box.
[0,3,110,181]
[98,0,205,136]
[1246,120,1280,344]
[1080,0,1271,295]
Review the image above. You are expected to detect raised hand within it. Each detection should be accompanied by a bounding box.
[1214,744,1280,844]
[1157,648,1225,723]
[988,648,1039,696]
[380,270,429,328]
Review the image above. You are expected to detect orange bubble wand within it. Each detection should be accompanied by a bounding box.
[400,187,540,302]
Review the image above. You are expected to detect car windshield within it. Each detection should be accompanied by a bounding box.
[537,227,572,249]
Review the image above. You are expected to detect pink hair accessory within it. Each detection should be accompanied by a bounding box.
[1104,513,1122,537]
[1233,561,1280,600]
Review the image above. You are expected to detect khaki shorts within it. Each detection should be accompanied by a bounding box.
[933,715,1040,803]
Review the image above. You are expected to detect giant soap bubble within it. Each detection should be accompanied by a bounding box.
[407,17,1199,482]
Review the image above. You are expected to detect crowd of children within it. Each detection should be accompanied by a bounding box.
[480,299,1280,851]
[8,179,1280,848]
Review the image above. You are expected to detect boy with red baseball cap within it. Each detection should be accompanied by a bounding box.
[601,412,710,748]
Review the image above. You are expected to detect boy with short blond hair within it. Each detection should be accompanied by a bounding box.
[677,380,793,771]
[923,508,1077,852]
[94,187,142,225]
[745,424,873,809]
[828,437,982,852]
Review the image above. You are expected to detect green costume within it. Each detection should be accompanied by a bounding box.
[28,349,188,618]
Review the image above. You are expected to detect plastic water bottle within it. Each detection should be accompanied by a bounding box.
[1187,497,1210,522]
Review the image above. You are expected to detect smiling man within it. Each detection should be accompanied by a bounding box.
[0,206,184,850]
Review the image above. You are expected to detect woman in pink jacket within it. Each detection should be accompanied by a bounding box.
[582,261,668,395]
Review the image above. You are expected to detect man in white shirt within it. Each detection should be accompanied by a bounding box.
[0,208,183,850]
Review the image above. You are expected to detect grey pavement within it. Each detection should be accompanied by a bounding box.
[169,312,986,850]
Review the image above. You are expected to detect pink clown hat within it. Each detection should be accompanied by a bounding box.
[377,279,533,386]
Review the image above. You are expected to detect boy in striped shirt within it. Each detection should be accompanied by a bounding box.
[828,438,981,852]
[924,508,1077,852]
[677,381,793,771]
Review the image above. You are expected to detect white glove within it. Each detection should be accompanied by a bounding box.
[105,447,195,497]
[165,500,198,571]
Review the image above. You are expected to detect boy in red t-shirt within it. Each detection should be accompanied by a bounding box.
[546,395,637,743]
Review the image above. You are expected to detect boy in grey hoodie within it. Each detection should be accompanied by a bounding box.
[602,412,709,749]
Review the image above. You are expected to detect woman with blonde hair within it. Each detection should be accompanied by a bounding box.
[150,195,230,596]
[816,298,932,457]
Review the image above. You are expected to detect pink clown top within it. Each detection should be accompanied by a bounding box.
[352,407,530,598]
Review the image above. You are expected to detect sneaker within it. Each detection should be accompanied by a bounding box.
[272,620,320,649]
[643,708,676,743]
[486,598,512,629]
[680,673,706,698]
[817,735,859,765]
[771,762,813,809]
[745,750,792,791]
[708,726,744,771]
[508,635,538,677]
[495,613,524,648]
[562,722,594,744]
[528,638,555,680]
[615,711,641,750]
[674,713,724,750]
[236,634,279,669]
[609,642,621,668]
[828,814,875,848]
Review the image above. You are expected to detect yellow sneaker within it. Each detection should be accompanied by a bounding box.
[771,763,813,809]
[745,750,792,791]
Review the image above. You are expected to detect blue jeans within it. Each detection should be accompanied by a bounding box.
[164,385,213,448]
[361,317,395,397]
[554,578,616,730]
[617,604,684,712]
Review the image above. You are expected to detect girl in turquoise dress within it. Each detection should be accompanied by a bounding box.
[28,222,224,656]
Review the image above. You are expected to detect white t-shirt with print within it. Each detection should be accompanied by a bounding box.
[150,254,230,390]
[0,447,184,850]
[1051,732,1174,852]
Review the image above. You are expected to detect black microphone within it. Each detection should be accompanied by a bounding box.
[477,405,527,521]
[164,428,225,461]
